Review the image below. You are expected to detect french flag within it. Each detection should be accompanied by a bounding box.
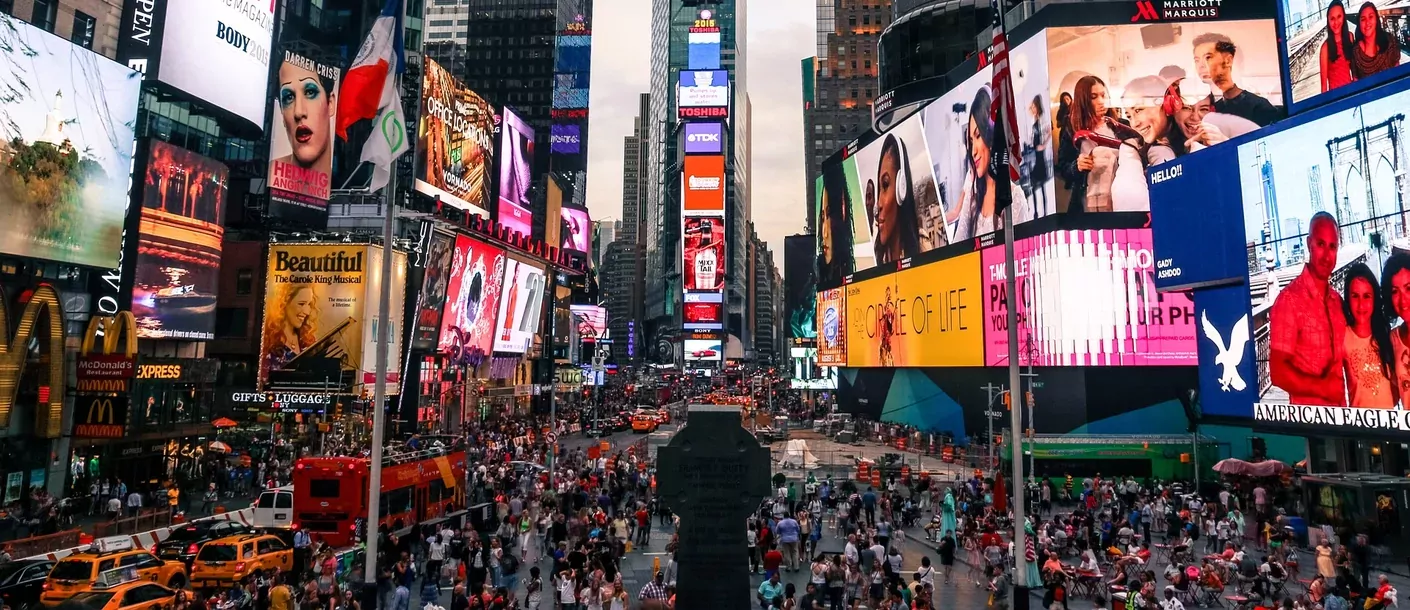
[336,0,408,190]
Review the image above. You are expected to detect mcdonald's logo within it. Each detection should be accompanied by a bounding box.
[77,311,137,394]
[88,397,116,424]
[82,312,138,357]
[72,395,128,439]
[0,285,66,438]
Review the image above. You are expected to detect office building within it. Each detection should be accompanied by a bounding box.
[5,0,121,58]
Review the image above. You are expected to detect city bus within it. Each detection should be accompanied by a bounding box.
[291,447,467,547]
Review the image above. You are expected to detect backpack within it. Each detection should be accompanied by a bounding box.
[500,552,520,575]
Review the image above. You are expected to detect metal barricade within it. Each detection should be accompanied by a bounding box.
[2,528,82,559]
[91,508,174,538]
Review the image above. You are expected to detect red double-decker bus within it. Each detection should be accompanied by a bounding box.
[292,447,467,547]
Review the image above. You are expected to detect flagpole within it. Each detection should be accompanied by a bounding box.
[364,166,396,591]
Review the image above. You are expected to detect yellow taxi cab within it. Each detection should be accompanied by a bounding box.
[41,538,187,607]
[65,568,180,610]
[630,411,658,433]
[190,533,292,588]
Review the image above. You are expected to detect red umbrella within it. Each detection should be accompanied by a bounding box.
[208,441,232,453]
[993,470,1007,513]
[212,417,239,428]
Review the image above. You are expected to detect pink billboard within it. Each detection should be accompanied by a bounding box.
[981,229,1196,367]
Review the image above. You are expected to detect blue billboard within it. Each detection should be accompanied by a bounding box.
[1148,142,1249,292]
[1193,283,1257,420]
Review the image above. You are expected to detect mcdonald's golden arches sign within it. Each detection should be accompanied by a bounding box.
[73,312,138,439]
[0,285,65,438]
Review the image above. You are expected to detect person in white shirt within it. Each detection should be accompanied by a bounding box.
[1160,586,1186,610]
[105,496,121,520]
[126,490,142,518]
[844,535,859,566]
[425,535,447,585]
[915,557,936,588]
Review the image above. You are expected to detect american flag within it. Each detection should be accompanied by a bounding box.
[988,0,1022,197]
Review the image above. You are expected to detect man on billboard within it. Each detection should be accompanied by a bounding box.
[1268,212,1346,406]
[272,58,336,191]
[1194,34,1283,127]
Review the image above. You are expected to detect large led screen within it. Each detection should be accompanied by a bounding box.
[683,300,723,330]
[678,70,730,108]
[1281,0,1409,111]
[980,228,1197,367]
[817,288,846,365]
[684,217,725,292]
[570,304,607,341]
[848,111,947,269]
[0,20,141,269]
[417,58,494,217]
[816,165,868,287]
[437,235,506,360]
[492,257,546,354]
[845,252,984,367]
[684,122,724,155]
[412,232,454,350]
[268,49,339,226]
[684,339,722,361]
[923,34,1051,242]
[785,234,818,341]
[560,206,591,252]
[683,155,726,215]
[497,108,535,238]
[1046,20,1281,213]
[157,0,274,125]
[791,347,837,390]
[688,31,722,70]
[133,142,228,340]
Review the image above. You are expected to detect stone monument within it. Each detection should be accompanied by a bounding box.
[655,404,772,610]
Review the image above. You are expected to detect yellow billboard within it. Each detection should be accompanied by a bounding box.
[845,252,983,367]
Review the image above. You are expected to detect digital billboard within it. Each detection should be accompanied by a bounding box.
[980,229,1198,367]
[560,206,592,252]
[497,107,535,238]
[845,252,984,367]
[817,288,846,365]
[684,339,722,361]
[1280,0,1408,112]
[133,142,228,340]
[0,19,141,269]
[688,30,722,70]
[683,300,724,330]
[1148,143,1249,291]
[846,110,947,272]
[551,124,582,155]
[816,164,868,288]
[152,0,274,125]
[493,257,546,354]
[784,234,817,341]
[412,232,455,350]
[1046,20,1281,213]
[416,57,495,217]
[790,347,837,390]
[570,304,607,342]
[683,155,726,215]
[684,217,725,292]
[437,235,506,360]
[923,34,1051,242]
[684,122,724,155]
[268,49,339,226]
[678,70,730,108]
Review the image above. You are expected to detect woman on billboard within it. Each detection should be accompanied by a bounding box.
[1352,1,1401,79]
[1382,253,1410,405]
[871,134,921,266]
[816,166,854,287]
[1320,0,1356,92]
[954,86,1027,240]
[1056,75,1144,212]
[1341,262,1397,408]
[273,60,336,175]
[262,284,319,371]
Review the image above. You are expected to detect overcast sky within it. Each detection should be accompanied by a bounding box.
[583,0,813,268]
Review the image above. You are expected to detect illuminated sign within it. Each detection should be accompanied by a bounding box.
[0,285,65,438]
[693,8,716,28]
[679,106,729,119]
[73,395,129,439]
[137,363,184,380]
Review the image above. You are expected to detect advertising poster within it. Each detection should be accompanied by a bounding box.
[1237,82,1410,424]
[412,232,454,350]
[157,0,274,125]
[683,155,726,215]
[259,244,369,389]
[980,229,1197,367]
[497,107,535,238]
[1147,143,1249,291]
[845,252,983,367]
[817,289,847,366]
[678,70,730,108]
[133,141,228,340]
[1046,20,1281,213]
[560,206,592,252]
[790,347,837,390]
[1193,283,1258,420]
[688,31,721,70]
[1281,0,1408,109]
[683,301,723,329]
[784,234,817,341]
[815,161,871,288]
[268,49,340,226]
[493,257,546,354]
[551,124,582,155]
[683,217,725,292]
[570,304,607,341]
[684,122,724,155]
[848,112,947,270]
[684,339,722,360]
[0,19,141,269]
[437,235,506,360]
[416,57,495,216]
[923,34,1053,241]
[359,246,407,391]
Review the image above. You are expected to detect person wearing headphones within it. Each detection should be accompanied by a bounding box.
[872,134,922,266]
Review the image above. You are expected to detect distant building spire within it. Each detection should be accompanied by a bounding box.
[36,90,66,146]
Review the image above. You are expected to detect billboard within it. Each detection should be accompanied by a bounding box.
[683,300,723,330]
[1147,143,1249,291]
[1280,0,1409,112]
[0,20,141,269]
[153,0,274,125]
[784,234,817,341]
[497,107,536,238]
[678,70,730,108]
[980,229,1198,367]
[684,122,724,155]
[268,49,339,226]
[684,217,725,292]
[845,252,984,367]
[688,30,722,70]
[560,206,592,252]
[412,232,455,350]
[260,244,391,390]
[817,288,846,365]
[133,142,228,340]
[683,155,726,215]
[1046,20,1282,213]
[684,339,722,361]
[570,304,607,342]
[923,34,1052,243]
[815,165,868,288]
[848,110,947,271]
[492,257,546,354]
[416,57,495,217]
[790,347,837,390]
[437,234,506,360]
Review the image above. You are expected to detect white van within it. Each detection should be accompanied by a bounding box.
[253,488,294,530]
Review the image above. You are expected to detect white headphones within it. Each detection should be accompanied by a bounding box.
[891,136,911,206]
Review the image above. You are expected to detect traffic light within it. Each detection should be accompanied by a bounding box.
[1003,393,1012,410]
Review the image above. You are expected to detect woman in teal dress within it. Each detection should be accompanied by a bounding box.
[941,489,958,537]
